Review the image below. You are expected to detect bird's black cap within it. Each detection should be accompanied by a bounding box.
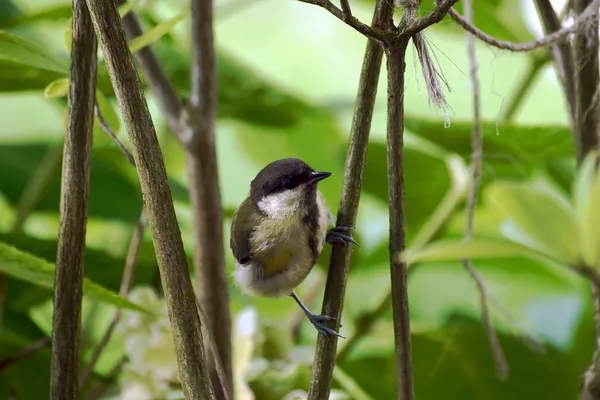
[250,158,331,199]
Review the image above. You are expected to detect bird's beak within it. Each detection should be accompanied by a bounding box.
[310,171,332,183]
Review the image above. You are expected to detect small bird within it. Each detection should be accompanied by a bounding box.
[230,158,358,338]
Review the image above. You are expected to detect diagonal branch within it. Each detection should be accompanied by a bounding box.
[84,0,215,398]
[438,0,600,52]
[307,0,395,399]
[118,1,183,138]
[51,1,97,398]
[401,0,461,36]
[297,0,388,40]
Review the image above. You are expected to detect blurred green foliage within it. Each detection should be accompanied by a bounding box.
[0,0,592,399]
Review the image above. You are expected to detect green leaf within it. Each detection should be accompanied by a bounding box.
[0,242,150,313]
[402,238,550,265]
[0,4,71,29]
[404,117,574,169]
[118,0,141,17]
[0,30,68,74]
[43,78,69,98]
[573,152,597,266]
[486,181,579,264]
[0,59,65,92]
[128,12,189,54]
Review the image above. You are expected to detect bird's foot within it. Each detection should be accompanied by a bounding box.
[306,313,345,339]
[326,226,359,247]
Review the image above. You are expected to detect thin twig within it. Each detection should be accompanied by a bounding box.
[85,0,215,398]
[437,0,600,52]
[461,0,509,381]
[78,211,147,391]
[94,102,135,166]
[0,336,52,371]
[297,0,387,40]
[340,0,352,18]
[386,38,414,400]
[51,1,97,398]
[187,0,232,397]
[307,1,395,398]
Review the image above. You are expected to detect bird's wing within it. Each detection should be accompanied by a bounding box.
[230,197,256,265]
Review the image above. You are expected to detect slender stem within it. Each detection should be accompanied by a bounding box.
[94,102,135,166]
[84,1,215,398]
[307,1,395,398]
[462,0,509,380]
[51,1,97,398]
[385,39,414,400]
[78,211,147,391]
[187,0,232,397]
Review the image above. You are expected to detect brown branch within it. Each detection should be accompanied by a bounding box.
[84,0,215,398]
[118,1,183,138]
[94,102,135,166]
[438,0,600,52]
[0,336,52,371]
[78,210,147,390]
[385,38,414,400]
[307,1,395,398]
[297,0,388,40]
[50,2,97,398]
[574,0,600,163]
[401,0,460,36]
[186,0,232,398]
[461,0,508,381]
[534,0,577,136]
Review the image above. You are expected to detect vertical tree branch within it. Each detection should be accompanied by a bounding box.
[307,1,395,398]
[533,0,577,140]
[574,0,599,163]
[186,0,232,397]
[50,1,97,398]
[385,38,414,400]
[84,1,215,398]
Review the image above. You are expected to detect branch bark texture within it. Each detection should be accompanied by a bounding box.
[187,0,232,396]
[84,1,214,398]
[574,0,599,163]
[307,1,395,398]
[50,1,96,398]
[385,38,414,400]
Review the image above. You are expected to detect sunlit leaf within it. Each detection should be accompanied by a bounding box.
[486,181,579,264]
[43,77,68,98]
[0,242,150,314]
[0,30,68,74]
[64,17,72,54]
[129,12,189,54]
[573,152,597,266]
